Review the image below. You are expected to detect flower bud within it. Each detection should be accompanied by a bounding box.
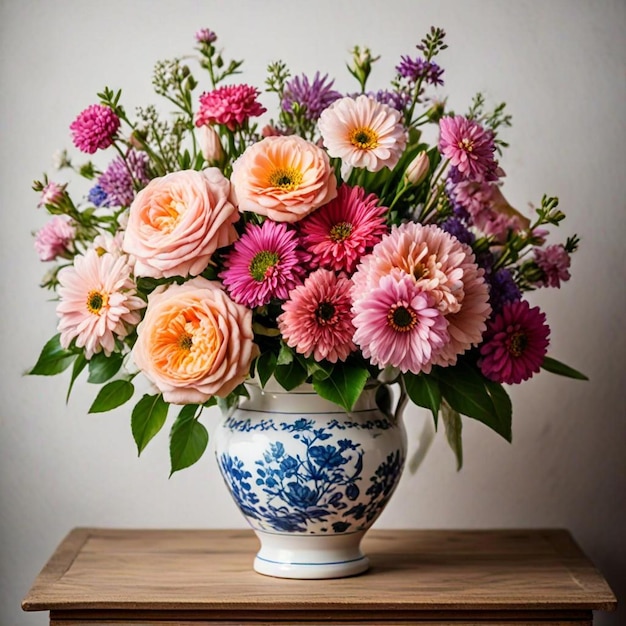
[404,151,429,185]
[197,125,224,165]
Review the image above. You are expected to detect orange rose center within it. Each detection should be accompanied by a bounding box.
[154,199,185,233]
[350,126,379,150]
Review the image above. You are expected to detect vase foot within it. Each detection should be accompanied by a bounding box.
[252,529,370,579]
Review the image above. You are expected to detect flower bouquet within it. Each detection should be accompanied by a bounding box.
[30,26,585,474]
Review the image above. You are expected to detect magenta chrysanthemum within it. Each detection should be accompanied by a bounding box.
[298,185,388,273]
[195,84,266,131]
[353,274,448,374]
[56,249,145,359]
[352,221,491,368]
[220,220,308,308]
[534,244,571,288]
[479,300,550,384]
[278,269,356,363]
[70,104,120,154]
[439,115,498,182]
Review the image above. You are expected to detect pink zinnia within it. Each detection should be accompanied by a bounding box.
[70,104,120,154]
[479,300,550,385]
[34,216,76,262]
[352,274,449,374]
[278,269,356,363]
[534,244,571,288]
[38,181,66,208]
[298,184,388,274]
[56,249,145,359]
[195,84,266,131]
[220,220,308,308]
[352,222,491,367]
[439,115,498,182]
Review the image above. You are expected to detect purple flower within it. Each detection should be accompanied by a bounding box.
[88,184,109,207]
[372,89,412,111]
[70,104,120,154]
[534,244,572,288]
[195,28,217,44]
[98,150,150,207]
[440,216,475,246]
[282,72,342,121]
[396,56,444,86]
[486,268,522,313]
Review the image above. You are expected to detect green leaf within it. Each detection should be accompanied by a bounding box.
[313,362,369,411]
[66,353,88,403]
[276,342,294,366]
[274,358,308,390]
[308,359,334,381]
[87,352,124,383]
[88,379,135,413]
[541,356,588,380]
[256,351,277,387]
[131,394,169,455]
[436,362,512,442]
[169,406,208,475]
[28,334,76,376]
[404,372,441,425]
[441,401,463,471]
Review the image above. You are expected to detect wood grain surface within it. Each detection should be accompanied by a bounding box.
[22,528,616,624]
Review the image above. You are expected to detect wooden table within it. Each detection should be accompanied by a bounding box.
[22,528,616,625]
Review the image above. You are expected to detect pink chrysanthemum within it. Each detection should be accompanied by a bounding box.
[56,249,145,359]
[439,115,498,182]
[534,244,571,288]
[352,222,491,367]
[38,181,66,208]
[278,269,356,363]
[34,216,76,262]
[195,84,266,131]
[298,184,388,273]
[220,220,309,308]
[318,95,407,172]
[352,274,449,374]
[479,300,550,384]
[70,104,120,154]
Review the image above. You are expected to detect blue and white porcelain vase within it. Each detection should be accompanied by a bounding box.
[213,378,407,579]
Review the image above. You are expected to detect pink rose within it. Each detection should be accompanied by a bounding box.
[122,168,239,278]
[132,277,259,404]
[230,135,337,223]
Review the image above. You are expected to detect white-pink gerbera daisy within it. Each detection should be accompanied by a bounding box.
[318,95,407,172]
[278,269,356,363]
[352,222,491,367]
[353,274,449,374]
[56,249,145,359]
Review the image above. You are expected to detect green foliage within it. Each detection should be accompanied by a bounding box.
[255,350,277,387]
[404,372,441,424]
[28,334,76,376]
[131,394,169,455]
[274,357,308,390]
[87,352,124,384]
[89,380,135,413]
[541,356,588,380]
[313,361,370,412]
[441,401,463,471]
[169,405,208,476]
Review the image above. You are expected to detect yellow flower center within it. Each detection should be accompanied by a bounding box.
[458,137,473,152]
[86,290,108,315]
[349,126,379,150]
[507,331,528,357]
[268,167,303,191]
[387,304,418,332]
[329,222,353,243]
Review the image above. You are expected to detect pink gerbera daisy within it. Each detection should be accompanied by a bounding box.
[439,115,498,182]
[220,220,309,308]
[70,104,120,154]
[318,95,407,172]
[352,222,491,367]
[298,184,388,273]
[352,274,449,374]
[195,84,266,131]
[479,300,550,384]
[278,269,356,363]
[56,249,145,359]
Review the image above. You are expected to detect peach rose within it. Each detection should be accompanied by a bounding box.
[123,168,239,278]
[230,135,337,223]
[132,277,259,404]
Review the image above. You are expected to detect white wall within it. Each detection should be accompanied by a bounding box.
[1,1,624,624]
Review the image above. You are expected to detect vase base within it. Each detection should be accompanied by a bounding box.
[252,529,370,579]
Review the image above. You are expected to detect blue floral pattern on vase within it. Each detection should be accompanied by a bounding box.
[217,416,405,534]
